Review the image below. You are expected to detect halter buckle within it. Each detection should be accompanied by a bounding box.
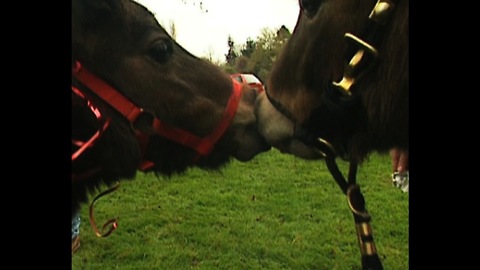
[332,33,379,95]
[369,0,396,25]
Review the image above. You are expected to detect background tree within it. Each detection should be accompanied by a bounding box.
[220,26,291,80]
[240,38,256,58]
[225,35,238,65]
[243,26,291,82]
[234,56,249,73]
[179,0,208,13]
[245,28,276,81]
[276,25,291,44]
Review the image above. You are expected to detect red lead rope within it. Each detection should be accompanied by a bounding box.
[71,86,110,163]
[72,85,118,237]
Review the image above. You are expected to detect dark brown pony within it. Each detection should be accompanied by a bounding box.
[72,0,270,216]
[256,0,408,163]
[255,0,408,268]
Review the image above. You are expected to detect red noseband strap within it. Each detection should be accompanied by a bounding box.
[72,61,242,171]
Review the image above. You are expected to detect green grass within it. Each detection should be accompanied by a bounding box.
[72,149,408,270]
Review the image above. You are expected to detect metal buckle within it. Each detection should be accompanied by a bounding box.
[332,33,379,95]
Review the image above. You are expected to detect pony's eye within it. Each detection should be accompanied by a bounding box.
[149,39,173,64]
[300,0,322,18]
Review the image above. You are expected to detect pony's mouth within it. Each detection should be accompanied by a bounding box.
[255,92,323,160]
[271,138,324,160]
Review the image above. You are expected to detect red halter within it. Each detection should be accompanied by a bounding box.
[72,61,242,171]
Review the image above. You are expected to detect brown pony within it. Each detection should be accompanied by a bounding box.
[255,1,408,268]
[72,0,270,216]
[256,0,408,164]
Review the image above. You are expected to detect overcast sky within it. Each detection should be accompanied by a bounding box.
[136,0,300,62]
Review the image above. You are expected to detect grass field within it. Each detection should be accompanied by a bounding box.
[72,149,408,269]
